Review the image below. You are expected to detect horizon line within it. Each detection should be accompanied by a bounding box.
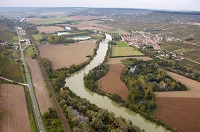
[0,7,199,12]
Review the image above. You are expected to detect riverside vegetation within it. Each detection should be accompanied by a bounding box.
[40,36,143,131]
[84,58,187,131]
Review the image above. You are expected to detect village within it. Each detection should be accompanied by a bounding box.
[121,31,185,61]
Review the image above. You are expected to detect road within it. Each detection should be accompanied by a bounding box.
[15,22,45,132]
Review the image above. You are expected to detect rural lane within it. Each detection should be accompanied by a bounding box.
[16,23,45,132]
[21,45,45,132]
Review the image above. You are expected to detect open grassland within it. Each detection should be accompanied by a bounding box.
[26,57,52,114]
[155,71,200,98]
[0,84,31,132]
[25,16,68,25]
[98,64,129,99]
[156,97,200,132]
[111,47,144,57]
[0,47,23,82]
[108,56,152,65]
[37,26,64,34]
[38,40,96,70]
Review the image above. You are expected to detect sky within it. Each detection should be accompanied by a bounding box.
[0,0,200,11]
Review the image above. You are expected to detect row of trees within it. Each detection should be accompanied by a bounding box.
[84,64,109,91]
[47,35,75,44]
[141,47,200,82]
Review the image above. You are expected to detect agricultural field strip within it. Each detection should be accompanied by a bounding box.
[26,57,52,114]
[155,71,200,98]
[0,84,32,132]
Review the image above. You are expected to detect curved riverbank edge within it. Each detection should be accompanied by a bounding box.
[65,34,168,132]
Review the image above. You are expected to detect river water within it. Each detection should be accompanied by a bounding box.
[65,34,167,132]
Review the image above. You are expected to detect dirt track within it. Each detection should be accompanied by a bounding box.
[156,97,200,132]
[26,57,52,114]
[0,84,31,132]
[98,64,129,99]
[38,40,96,70]
[155,71,200,98]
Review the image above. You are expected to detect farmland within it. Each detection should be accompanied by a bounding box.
[26,57,52,114]
[98,64,129,99]
[111,41,144,57]
[25,16,68,25]
[155,71,200,131]
[156,97,200,132]
[155,71,200,98]
[38,40,96,70]
[160,40,200,63]
[68,15,100,21]
[61,21,113,31]
[111,47,142,57]
[37,26,64,34]
[0,46,23,82]
[0,28,18,43]
[0,84,31,132]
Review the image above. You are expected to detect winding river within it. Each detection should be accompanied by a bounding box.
[65,34,167,132]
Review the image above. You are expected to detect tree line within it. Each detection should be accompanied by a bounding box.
[141,47,200,82]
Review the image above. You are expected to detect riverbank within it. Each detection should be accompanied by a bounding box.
[65,34,167,132]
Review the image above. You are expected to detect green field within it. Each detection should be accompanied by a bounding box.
[0,46,23,82]
[26,16,67,25]
[24,46,34,57]
[115,41,129,47]
[111,47,144,57]
[32,34,43,41]
[0,57,23,82]
[0,28,18,43]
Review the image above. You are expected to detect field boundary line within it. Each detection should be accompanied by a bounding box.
[0,76,28,86]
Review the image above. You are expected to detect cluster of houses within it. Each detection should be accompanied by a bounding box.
[122,31,162,50]
[156,50,185,61]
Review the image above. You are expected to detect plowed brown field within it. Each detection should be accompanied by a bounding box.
[37,26,64,34]
[38,40,96,70]
[60,21,113,31]
[26,57,52,114]
[0,84,31,132]
[155,71,200,131]
[156,97,200,132]
[98,64,128,99]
